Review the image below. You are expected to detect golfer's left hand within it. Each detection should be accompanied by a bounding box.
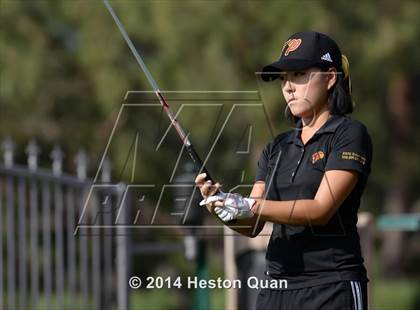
[200,192,255,222]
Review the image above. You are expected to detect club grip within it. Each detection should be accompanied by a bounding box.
[186,144,213,182]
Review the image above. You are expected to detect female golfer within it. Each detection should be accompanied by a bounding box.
[196,31,372,309]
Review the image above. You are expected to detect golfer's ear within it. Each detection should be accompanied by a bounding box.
[327,68,337,90]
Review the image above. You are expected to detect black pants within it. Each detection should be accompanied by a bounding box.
[255,281,368,310]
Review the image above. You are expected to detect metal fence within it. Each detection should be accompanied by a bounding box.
[0,138,129,310]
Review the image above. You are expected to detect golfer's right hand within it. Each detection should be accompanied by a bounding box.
[194,173,221,198]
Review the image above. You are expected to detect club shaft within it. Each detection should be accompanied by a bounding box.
[104,0,159,93]
[103,0,213,182]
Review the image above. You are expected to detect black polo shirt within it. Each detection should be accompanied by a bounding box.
[255,115,372,289]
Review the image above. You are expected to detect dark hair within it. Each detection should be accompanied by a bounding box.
[285,66,354,123]
[327,69,353,115]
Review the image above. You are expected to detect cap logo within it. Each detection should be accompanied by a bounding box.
[282,38,302,56]
[321,52,333,63]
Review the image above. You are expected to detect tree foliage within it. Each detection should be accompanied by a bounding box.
[1,0,420,215]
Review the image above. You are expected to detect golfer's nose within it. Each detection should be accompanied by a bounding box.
[283,78,295,94]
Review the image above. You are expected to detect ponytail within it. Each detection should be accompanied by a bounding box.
[327,54,354,115]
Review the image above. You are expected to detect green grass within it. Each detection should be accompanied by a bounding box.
[371,279,420,310]
[130,289,180,310]
[129,286,225,310]
[3,292,95,310]
[209,288,225,310]
[369,244,420,310]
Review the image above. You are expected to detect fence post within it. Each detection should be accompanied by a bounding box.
[18,176,27,309]
[101,158,114,309]
[0,179,2,309]
[66,187,76,310]
[6,173,15,310]
[27,144,39,308]
[0,138,14,305]
[116,183,129,310]
[224,226,237,310]
[75,150,90,308]
[51,145,65,309]
[2,137,14,168]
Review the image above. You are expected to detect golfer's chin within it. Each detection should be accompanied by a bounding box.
[288,99,314,117]
[288,106,314,119]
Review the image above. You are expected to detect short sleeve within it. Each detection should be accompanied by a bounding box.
[325,122,373,177]
[255,144,270,182]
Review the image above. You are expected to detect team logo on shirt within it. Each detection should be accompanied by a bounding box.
[311,151,325,164]
[282,38,302,56]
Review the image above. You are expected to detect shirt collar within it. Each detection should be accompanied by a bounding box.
[286,114,346,145]
[315,114,346,134]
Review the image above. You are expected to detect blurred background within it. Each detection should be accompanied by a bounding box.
[1,0,420,309]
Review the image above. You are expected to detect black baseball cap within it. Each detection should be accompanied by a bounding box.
[261,31,342,81]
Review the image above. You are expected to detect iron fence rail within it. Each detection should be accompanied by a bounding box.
[0,151,128,310]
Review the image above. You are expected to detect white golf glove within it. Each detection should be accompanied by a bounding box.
[199,191,255,222]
